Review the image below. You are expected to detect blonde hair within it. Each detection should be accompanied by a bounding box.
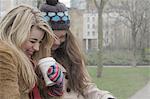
[0,5,55,92]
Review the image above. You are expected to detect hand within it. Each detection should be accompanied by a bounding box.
[102,94,116,99]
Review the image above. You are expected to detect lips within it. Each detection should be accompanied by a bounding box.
[26,50,34,58]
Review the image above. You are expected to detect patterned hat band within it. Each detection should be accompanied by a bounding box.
[42,11,70,30]
[42,11,70,22]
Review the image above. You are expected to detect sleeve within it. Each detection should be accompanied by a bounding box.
[83,83,116,99]
[0,51,20,99]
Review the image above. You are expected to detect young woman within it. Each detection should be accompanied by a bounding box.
[0,5,63,99]
[40,0,116,99]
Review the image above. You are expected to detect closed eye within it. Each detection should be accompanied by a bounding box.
[29,38,39,44]
[30,40,36,43]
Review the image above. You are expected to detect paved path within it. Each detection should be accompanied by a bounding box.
[129,81,150,99]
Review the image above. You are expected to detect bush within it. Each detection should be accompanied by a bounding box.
[144,48,150,61]
[84,50,98,65]
[84,49,149,65]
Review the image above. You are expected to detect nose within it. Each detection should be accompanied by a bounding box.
[33,43,40,51]
[54,39,61,46]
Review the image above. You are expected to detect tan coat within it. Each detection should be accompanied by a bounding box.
[0,41,29,99]
[62,85,114,99]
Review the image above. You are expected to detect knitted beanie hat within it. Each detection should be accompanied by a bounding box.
[40,0,70,30]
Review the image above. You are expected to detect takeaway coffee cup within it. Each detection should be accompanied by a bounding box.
[38,57,56,86]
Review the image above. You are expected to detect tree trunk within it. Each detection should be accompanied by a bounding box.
[131,28,137,67]
[94,0,108,77]
[96,7,103,77]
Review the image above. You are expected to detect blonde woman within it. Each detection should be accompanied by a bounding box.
[0,5,64,99]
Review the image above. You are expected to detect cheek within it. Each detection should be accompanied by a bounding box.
[21,41,31,51]
[52,40,59,46]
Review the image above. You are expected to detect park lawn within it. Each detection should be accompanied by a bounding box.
[87,66,150,99]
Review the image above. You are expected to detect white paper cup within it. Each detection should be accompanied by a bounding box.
[38,57,56,86]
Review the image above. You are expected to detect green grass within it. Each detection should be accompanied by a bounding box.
[87,66,150,99]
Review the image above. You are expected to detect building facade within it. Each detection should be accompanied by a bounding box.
[70,0,99,51]
[13,0,37,7]
[83,10,98,51]
[0,0,14,19]
[0,0,37,20]
[69,8,84,49]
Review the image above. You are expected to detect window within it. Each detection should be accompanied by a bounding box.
[92,24,95,29]
[87,24,90,29]
[87,17,90,22]
[92,31,95,36]
[87,31,90,36]
[92,17,95,21]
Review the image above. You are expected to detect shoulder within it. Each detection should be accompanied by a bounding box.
[0,41,20,98]
[0,41,14,58]
[0,41,18,67]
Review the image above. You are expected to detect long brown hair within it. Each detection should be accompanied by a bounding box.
[52,30,90,96]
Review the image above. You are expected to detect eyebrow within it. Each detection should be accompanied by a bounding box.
[30,38,43,43]
[30,38,38,41]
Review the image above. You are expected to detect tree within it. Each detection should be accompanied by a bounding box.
[107,0,150,66]
[93,0,109,77]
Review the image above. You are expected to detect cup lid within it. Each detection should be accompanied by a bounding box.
[38,57,56,65]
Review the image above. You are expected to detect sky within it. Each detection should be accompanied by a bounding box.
[59,0,70,7]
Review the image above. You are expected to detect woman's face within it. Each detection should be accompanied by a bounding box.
[21,26,45,58]
[52,30,66,51]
